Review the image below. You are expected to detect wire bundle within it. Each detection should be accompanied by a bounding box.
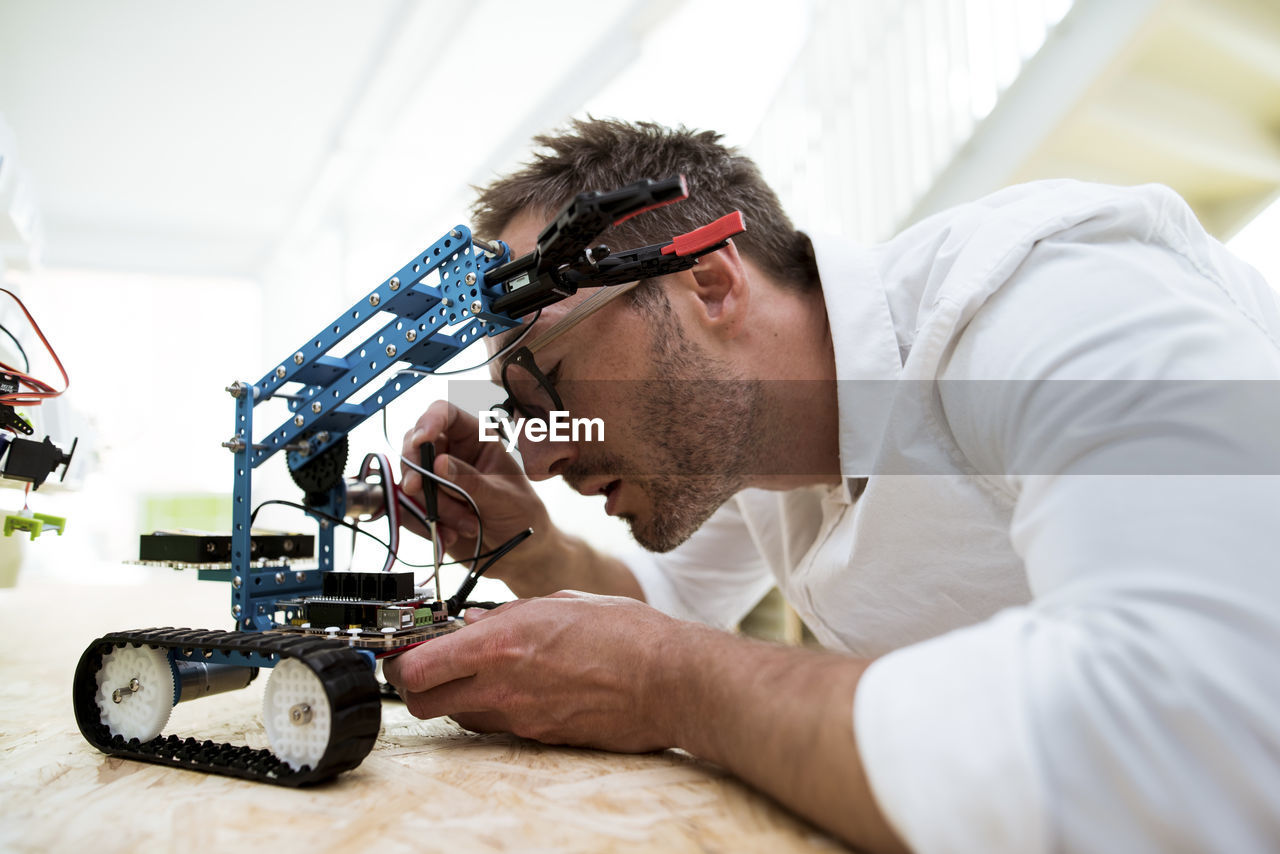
[0,288,69,409]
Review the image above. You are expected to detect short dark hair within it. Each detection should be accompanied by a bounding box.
[471,118,817,293]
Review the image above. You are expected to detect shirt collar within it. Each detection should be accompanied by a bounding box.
[807,233,903,483]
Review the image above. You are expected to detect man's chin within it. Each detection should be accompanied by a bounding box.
[619,511,699,554]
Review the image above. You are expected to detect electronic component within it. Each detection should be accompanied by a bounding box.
[138,530,314,566]
[1,434,74,488]
[321,569,414,600]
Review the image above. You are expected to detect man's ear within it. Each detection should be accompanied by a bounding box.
[681,240,749,338]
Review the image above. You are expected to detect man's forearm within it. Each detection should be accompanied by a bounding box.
[500,528,644,601]
[655,626,908,853]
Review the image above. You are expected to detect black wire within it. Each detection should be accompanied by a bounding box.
[249,498,515,571]
[0,323,30,372]
[447,528,532,613]
[401,456,485,575]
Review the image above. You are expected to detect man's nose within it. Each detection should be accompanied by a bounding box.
[517,432,580,481]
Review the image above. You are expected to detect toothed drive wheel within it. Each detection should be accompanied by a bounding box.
[94,644,174,742]
[262,658,332,771]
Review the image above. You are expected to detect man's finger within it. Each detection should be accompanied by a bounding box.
[450,710,509,734]
[463,598,529,624]
[400,676,494,721]
[381,622,495,693]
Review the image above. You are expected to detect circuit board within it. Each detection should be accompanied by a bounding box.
[271,569,462,652]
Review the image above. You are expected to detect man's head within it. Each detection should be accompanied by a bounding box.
[473,117,816,303]
[475,119,817,551]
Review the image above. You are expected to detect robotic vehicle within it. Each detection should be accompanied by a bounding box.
[71,176,745,784]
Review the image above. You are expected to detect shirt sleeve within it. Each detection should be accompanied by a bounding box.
[623,494,775,629]
[854,229,1280,852]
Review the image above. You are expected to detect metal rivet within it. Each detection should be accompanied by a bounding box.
[311,401,322,414]
[369,293,381,307]
[385,345,397,358]
[275,572,285,584]
[465,272,476,285]
[388,277,400,291]
[233,604,242,617]
[275,366,287,379]
[451,229,461,239]
[295,572,306,583]
[293,351,305,365]
[293,414,305,427]
[233,575,242,588]
[405,329,418,343]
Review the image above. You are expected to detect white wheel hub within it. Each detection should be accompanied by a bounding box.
[262,658,332,770]
[94,644,174,742]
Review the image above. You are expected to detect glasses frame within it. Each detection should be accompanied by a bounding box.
[496,278,645,422]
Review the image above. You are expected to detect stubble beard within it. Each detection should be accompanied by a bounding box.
[621,330,761,552]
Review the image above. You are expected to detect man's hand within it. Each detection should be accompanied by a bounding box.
[383,589,907,852]
[401,400,556,590]
[400,400,644,600]
[383,591,679,751]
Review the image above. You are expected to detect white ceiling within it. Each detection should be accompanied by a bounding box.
[0,0,813,280]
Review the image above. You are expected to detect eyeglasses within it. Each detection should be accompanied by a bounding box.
[496,278,645,423]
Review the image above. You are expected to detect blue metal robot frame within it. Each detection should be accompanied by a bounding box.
[222,225,517,632]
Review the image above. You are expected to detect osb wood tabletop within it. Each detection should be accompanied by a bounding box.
[0,576,846,853]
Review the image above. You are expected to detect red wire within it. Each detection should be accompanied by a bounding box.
[0,288,69,406]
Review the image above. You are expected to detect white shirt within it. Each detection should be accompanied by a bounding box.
[625,180,1280,853]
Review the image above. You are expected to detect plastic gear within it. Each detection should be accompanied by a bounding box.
[262,658,332,770]
[94,645,174,742]
[287,434,348,497]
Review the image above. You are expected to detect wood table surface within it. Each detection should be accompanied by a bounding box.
[0,572,845,853]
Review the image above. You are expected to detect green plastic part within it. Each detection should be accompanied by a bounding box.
[3,512,67,540]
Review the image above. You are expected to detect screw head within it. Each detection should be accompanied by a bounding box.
[311,401,322,414]
[293,351,305,365]
[470,300,482,314]
[388,277,400,290]
[465,272,476,285]
[233,575,242,588]
[385,344,397,358]
[369,293,381,307]
[451,229,462,239]
[233,604,242,617]
[275,572,285,584]
[275,366,287,379]
[405,329,418,343]
[296,571,306,583]
[293,414,305,427]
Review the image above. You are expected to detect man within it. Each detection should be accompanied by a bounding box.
[384,119,1280,853]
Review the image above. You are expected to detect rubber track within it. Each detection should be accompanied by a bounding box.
[72,627,381,786]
